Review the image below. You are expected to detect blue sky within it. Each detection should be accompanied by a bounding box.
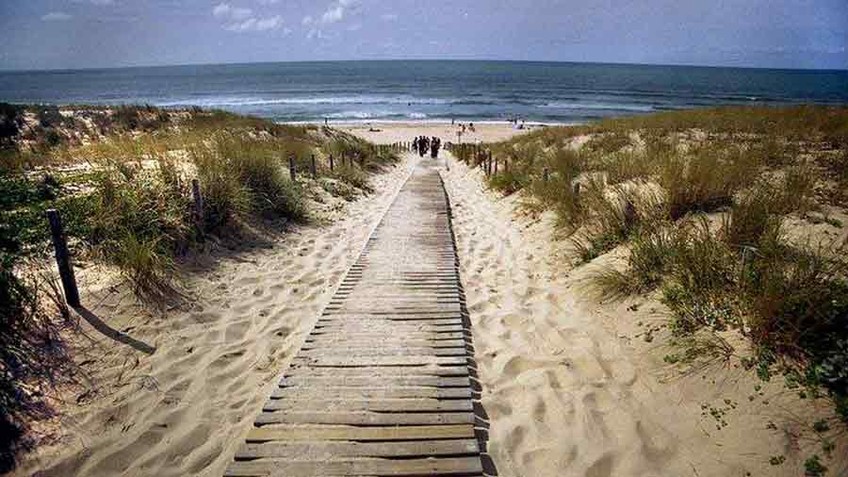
[1,0,846,71]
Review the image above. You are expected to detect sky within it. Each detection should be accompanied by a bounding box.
[0,0,846,71]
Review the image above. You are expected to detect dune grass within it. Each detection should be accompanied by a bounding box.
[453,105,848,425]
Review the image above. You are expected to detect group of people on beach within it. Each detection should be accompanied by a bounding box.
[413,136,441,158]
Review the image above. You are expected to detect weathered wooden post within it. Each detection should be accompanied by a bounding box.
[504,157,509,173]
[289,155,296,180]
[543,167,550,182]
[494,156,498,175]
[191,178,204,226]
[46,209,80,308]
[486,150,492,176]
[329,154,334,172]
[310,154,317,178]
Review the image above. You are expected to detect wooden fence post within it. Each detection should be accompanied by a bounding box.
[46,209,80,308]
[329,154,334,172]
[543,167,549,182]
[289,156,296,180]
[310,154,317,178]
[486,150,492,176]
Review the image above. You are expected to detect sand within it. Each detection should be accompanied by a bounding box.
[335,121,542,145]
[16,122,847,477]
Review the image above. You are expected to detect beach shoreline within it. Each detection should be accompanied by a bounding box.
[318,120,547,144]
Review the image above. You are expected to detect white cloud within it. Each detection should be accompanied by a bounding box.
[257,0,279,4]
[321,4,344,24]
[380,13,398,21]
[213,2,281,32]
[305,0,359,39]
[213,3,253,21]
[41,12,72,21]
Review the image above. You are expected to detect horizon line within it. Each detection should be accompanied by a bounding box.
[2,58,847,75]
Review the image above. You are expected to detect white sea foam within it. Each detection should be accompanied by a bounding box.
[538,101,655,112]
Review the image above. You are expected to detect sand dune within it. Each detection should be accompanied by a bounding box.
[441,154,847,477]
[16,130,846,477]
[15,158,416,477]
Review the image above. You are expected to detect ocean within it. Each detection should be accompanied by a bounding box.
[1,60,846,124]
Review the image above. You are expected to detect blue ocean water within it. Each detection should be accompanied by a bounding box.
[0,61,846,123]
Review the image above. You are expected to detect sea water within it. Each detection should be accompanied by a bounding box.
[1,60,845,123]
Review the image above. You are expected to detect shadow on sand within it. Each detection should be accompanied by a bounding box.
[72,306,156,355]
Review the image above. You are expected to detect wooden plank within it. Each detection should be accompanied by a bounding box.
[254,410,475,426]
[324,304,462,313]
[263,398,473,412]
[225,457,483,477]
[280,375,471,388]
[321,310,462,318]
[306,331,466,341]
[299,356,468,367]
[299,347,467,358]
[302,339,467,349]
[284,365,469,378]
[315,322,465,335]
[234,439,479,459]
[270,386,472,399]
[246,424,476,442]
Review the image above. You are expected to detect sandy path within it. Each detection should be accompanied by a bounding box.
[16,157,417,477]
[441,154,846,477]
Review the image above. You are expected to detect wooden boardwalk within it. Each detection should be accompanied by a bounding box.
[224,162,484,476]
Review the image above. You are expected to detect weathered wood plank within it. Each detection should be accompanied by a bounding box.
[262,398,473,412]
[234,439,480,460]
[299,347,467,358]
[270,386,472,399]
[225,457,483,477]
[280,375,471,388]
[298,356,468,367]
[254,410,475,426]
[301,339,467,349]
[245,424,476,442]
